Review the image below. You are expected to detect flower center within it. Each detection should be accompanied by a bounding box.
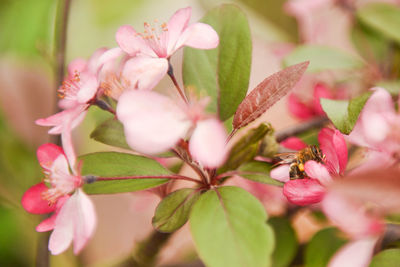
[58,71,81,100]
[41,170,82,204]
[100,74,131,100]
[136,20,169,57]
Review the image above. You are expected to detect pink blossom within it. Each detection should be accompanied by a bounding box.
[116,90,228,168]
[288,83,334,120]
[347,88,400,171]
[115,7,219,90]
[271,128,347,205]
[21,143,96,255]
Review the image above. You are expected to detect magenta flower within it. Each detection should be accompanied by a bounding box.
[288,83,333,120]
[116,90,228,168]
[21,143,96,255]
[347,87,400,171]
[271,128,348,205]
[115,7,219,90]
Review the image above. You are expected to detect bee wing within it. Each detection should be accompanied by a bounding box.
[275,152,297,164]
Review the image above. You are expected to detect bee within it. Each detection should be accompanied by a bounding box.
[276,145,325,179]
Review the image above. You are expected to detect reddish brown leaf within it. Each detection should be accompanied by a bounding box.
[232,61,309,130]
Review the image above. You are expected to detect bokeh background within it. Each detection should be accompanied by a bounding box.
[0,0,393,266]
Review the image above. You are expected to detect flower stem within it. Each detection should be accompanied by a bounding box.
[96,174,202,185]
[167,62,188,103]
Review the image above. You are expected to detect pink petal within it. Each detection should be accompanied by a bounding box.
[72,189,97,254]
[116,25,154,57]
[270,165,291,182]
[328,237,379,267]
[189,118,228,168]
[362,112,390,144]
[21,183,56,214]
[76,74,98,104]
[350,151,395,174]
[313,83,333,115]
[116,90,190,154]
[322,192,384,238]
[174,22,219,52]
[37,143,64,170]
[92,47,123,73]
[36,213,57,232]
[122,56,169,90]
[283,179,325,205]
[166,7,192,55]
[304,160,332,185]
[319,128,347,174]
[67,58,87,77]
[280,137,307,150]
[288,93,315,120]
[61,118,77,170]
[86,47,108,74]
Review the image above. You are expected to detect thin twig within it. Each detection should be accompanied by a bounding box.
[167,63,188,103]
[275,117,329,143]
[96,174,202,185]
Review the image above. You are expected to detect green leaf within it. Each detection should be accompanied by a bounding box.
[320,92,372,134]
[152,188,201,233]
[370,249,400,267]
[183,4,252,121]
[90,118,130,149]
[220,123,273,173]
[190,186,274,267]
[238,161,283,186]
[305,228,347,267]
[269,217,298,267]
[283,45,364,72]
[357,3,400,45]
[80,152,169,194]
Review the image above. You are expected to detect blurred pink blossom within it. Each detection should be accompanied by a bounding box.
[21,143,96,255]
[116,7,219,90]
[117,90,228,168]
[271,128,347,205]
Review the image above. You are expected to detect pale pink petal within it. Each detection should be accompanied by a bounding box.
[362,112,390,144]
[288,93,315,120]
[304,160,332,185]
[350,151,395,174]
[117,90,190,154]
[189,118,228,168]
[285,0,334,16]
[166,7,192,55]
[281,137,307,150]
[37,143,64,170]
[116,25,155,57]
[94,47,123,72]
[48,196,75,255]
[270,165,291,182]
[328,237,379,267]
[36,213,57,232]
[61,119,77,170]
[72,189,97,254]
[21,183,56,214]
[122,56,169,90]
[283,179,325,205]
[322,192,384,238]
[76,75,98,104]
[36,111,69,134]
[174,23,219,52]
[67,58,87,77]
[313,83,333,115]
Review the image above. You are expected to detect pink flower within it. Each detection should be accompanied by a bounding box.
[116,90,228,168]
[36,48,121,165]
[115,7,219,90]
[271,128,348,205]
[21,143,96,255]
[347,88,400,171]
[288,83,334,120]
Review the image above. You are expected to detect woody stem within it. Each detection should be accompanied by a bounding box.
[167,62,188,103]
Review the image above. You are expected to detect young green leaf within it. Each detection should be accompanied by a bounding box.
[183,4,252,121]
[152,188,201,233]
[190,186,275,267]
[370,249,400,267]
[238,161,283,186]
[283,45,364,72]
[320,92,371,134]
[90,118,130,149]
[233,61,309,130]
[357,3,400,45]
[80,152,169,194]
[269,217,298,267]
[305,228,347,267]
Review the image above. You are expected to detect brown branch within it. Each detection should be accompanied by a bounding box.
[275,117,329,143]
